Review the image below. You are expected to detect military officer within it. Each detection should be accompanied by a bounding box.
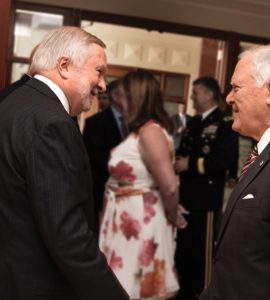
[174,77,239,300]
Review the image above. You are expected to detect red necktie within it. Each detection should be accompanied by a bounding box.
[239,145,258,180]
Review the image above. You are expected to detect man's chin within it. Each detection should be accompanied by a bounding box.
[82,97,94,112]
[82,103,91,112]
[232,122,240,133]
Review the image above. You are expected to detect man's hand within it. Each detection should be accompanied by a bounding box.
[175,204,189,229]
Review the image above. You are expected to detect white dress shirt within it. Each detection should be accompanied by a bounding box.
[258,127,270,154]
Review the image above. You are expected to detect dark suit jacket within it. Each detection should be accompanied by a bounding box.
[83,107,122,225]
[0,78,128,300]
[177,108,239,210]
[200,143,270,300]
[0,74,30,102]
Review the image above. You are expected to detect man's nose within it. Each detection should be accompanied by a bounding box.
[226,90,233,105]
[98,77,106,93]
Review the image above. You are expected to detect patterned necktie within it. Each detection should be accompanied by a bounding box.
[119,116,129,139]
[239,145,258,180]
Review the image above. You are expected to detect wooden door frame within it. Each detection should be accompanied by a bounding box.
[0,0,12,89]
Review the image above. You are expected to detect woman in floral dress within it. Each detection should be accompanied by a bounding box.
[99,71,188,299]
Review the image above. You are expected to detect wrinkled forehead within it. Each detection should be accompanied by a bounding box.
[88,43,107,61]
[232,57,252,83]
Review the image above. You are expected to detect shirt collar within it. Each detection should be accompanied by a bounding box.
[34,74,70,114]
[257,127,270,154]
[201,105,218,120]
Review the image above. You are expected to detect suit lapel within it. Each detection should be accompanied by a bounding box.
[216,143,270,247]
[26,78,62,102]
[25,78,82,132]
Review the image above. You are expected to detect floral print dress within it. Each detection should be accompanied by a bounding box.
[99,121,179,299]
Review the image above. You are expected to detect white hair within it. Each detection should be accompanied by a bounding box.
[29,26,106,75]
[239,45,270,87]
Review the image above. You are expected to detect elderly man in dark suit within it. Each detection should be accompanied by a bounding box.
[83,78,127,235]
[174,77,239,300]
[0,26,128,300]
[200,45,270,300]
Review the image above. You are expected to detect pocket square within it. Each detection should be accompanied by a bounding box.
[242,194,254,199]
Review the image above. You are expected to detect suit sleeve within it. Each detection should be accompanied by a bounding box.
[83,118,109,181]
[26,119,128,300]
[83,118,111,212]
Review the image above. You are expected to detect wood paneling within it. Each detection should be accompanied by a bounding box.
[223,33,240,96]
[199,38,219,79]
[0,0,12,89]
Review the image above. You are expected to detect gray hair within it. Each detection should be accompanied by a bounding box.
[29,26,106,75]
[239,45,270,87]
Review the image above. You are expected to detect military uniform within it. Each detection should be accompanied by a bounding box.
[175,107,239,300]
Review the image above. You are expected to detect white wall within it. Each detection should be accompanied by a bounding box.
[83,22,202,115]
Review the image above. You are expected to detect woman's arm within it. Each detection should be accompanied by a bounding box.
[138,124,179,224]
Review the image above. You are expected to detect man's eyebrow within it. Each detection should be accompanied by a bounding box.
[98,65,107,72]
[231,83,241,88]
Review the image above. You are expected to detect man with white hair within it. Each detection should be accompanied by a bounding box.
[200,45,270,300]
[0,26,128,300]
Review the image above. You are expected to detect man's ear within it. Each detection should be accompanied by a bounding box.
[57,57,70,79]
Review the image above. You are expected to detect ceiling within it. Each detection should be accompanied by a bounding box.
[16,0,270,40]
